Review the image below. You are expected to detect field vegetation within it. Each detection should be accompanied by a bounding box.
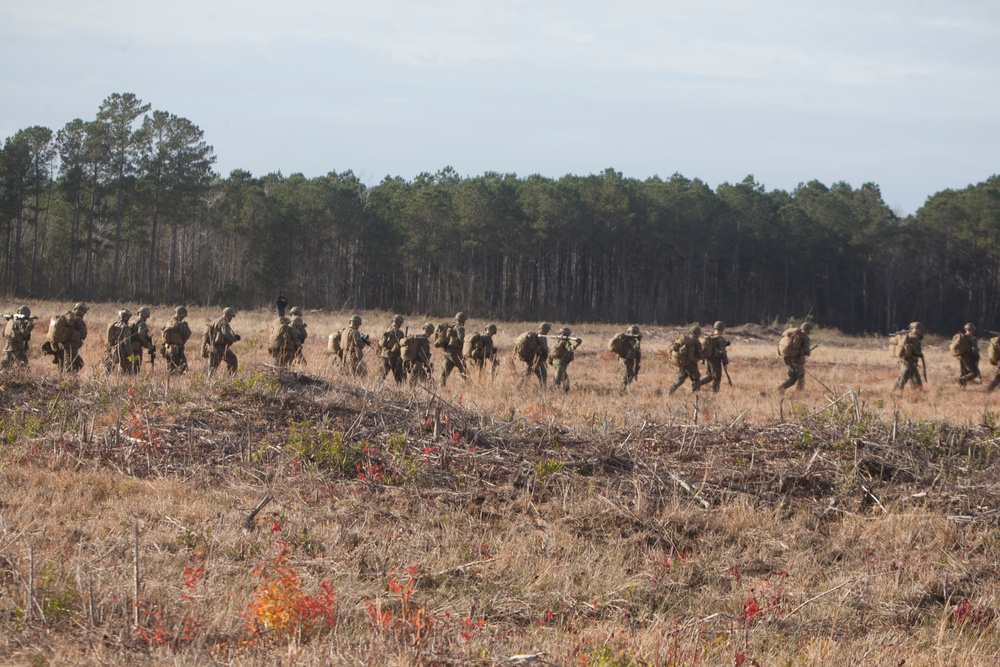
[0,303,999,665]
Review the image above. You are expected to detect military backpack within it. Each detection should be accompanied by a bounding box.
[777,327,805,359]
[401,335,424,362]
[669,335,698,367]
[949,333,972,358]
[989,336,1000,366]
[608,333,631,358]
[513,331,541,363]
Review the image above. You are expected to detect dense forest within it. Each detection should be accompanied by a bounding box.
[1,92,998,333]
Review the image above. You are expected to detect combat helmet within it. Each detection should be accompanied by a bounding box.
[222,307,236,318]
[174,306,188,317]
[965,322,976,332]
[289,306,303,317]
[349,314,362,326]
[909,321,924,332]
[560,327,571,336]
[455,311,467,323]
[119,309,132,320]
[689,325,702,336]
[422,323,434,334]
[137,306,151,318]
[16,306,30,317]
[800,322,814,332]
[486,323,497,334]
[73,302,89,313]
[713,321,725,330]
[539,322,552,333]
[628,325,640,335]
[392,314,405,325]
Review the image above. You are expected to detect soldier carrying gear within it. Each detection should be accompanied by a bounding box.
[516,322,552,389]
[778,322,813,392]
[438,312,468,386]
[285,307,307,364]
[341,314,371,377]
[669,326,704,395]
[209,307,240,375]
[268,313,298,368]
[549,326,580,393]
[951,322,980,387]
[1,305,35,369]
[45,302,89,373]
[130,306,155,374]
[464,323,499,375]
[402,323,434,385]
[378,315,407,384]
[893,321,924,391]
[608,325,642,390]
[162,306,192,375]
[697,321,731,393]
[104,309,135,374]
[986,328,1000,392]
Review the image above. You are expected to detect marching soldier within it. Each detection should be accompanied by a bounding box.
[289,307,308,365]
[162,306,192,375]
[893,322,924,391]
[268,315,298,367]
[465,323,499,375]
[378,315,406,384]
[47,302,88,373]
[341,314,371,377]
[669,326,704,394]
[951,322,980,387]
[608,325,642,390]
[698,321,730,392]
[549,327,580,392]
[439,311,468,386]
[517,322,552,389]
[778,322,813,392]
[103,309,134,374]
[130,307,155,373]
[1,306,35,369]
[210,307,241,375]
[404,323,435,385]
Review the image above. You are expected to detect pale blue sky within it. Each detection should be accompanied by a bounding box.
[2,0,997,215]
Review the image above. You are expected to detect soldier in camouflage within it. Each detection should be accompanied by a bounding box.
[439,312,468,386]
[697,321,730,392]
[162,306,192,375]
[341,314,371,377]
[669,326,704,395]
[130,307,155,374]
[405,323,435,385]
[379,315,406,384]
[549,327,579,392]
[210,307,240,375]
[103,309,134,374]
[953,322,980,387]
[1,306,34,369]
[893,322,924,391]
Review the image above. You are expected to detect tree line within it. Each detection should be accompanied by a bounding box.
[2,91,998,334]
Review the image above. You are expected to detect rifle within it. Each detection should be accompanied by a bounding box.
[149,346,155,370]
[724,364,733,387]
[1,314,38,321]
[921,355,928,383]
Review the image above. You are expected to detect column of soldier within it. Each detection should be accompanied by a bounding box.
[2,301,996,394]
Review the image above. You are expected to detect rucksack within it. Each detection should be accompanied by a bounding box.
[201,322,216,358]
[47,313,73,346]
[401,335,424,362]
[888,333,907,360]
[669,335,697,367]
[514,331,540,363]
[328,331,343,355]
[990,337,1000,366]
[949,333,971,358]
[608,333,630,357]
[463,332,485,359]
[268,319,293,354]
[701,335,717,360]
[434,324,452,349]
[777,327,804,358]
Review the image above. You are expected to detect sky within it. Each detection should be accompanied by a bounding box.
[1,0,998,216]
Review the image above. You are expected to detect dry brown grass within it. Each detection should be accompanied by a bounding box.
[0,303,999,665]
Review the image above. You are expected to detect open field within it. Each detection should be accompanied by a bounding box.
[1,303,999,665]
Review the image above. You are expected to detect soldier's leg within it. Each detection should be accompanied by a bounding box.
[553,361,568,391]
[535,363,548,389]
[0,351,12,370]
[225,350,238,374]
[669,368,688,394]
[687,364,702,392]
[988,371,1000,392]
[710,361,723,392]
[779,360,797,390]
[794,362,806,390]
[380,357,393,381]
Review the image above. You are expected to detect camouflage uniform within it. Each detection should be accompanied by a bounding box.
[341,315,371,377]
[521,323,552,388]
[289,307,307,365]
[378,315,406,384]
[103,310,134,374]
[988,333,1000,392]
[404,324,434,385]
[466,324,498,375]
[50,303,88,373]
[610,325,642,390]
[439,312,468,386]
[1,306,34,369]
[210,308,240,374]
[953,323,980,387]
[893,322,924,391]
[129,307,155,374]
[269,316,299,367]
[698,321,730,393]
[162,306,192,375]
[669,326,704,394]
[549,327,579,393]
[778,323,813,391]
